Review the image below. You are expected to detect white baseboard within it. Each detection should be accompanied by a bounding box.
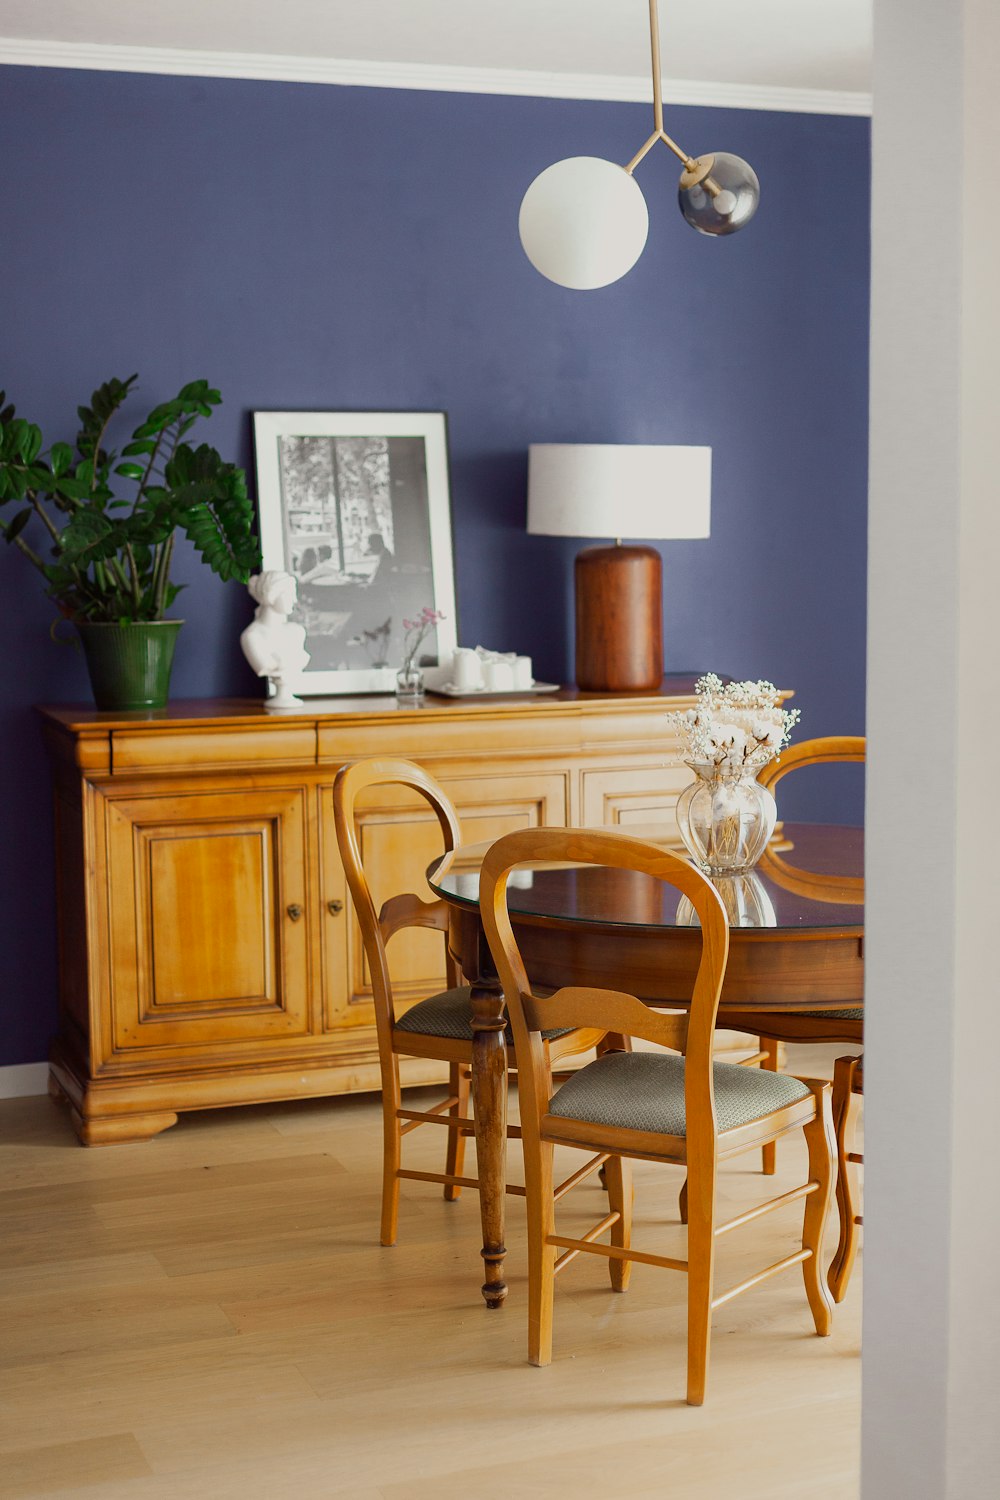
[0,1062,49,1099]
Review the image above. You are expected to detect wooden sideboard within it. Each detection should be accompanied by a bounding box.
[40,679,708,1145]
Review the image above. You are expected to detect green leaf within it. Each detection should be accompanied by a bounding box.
[115,462,145,480]
[3,508,32,543]
[22,425,43,463]
[54,475,89,502]
[121,439,156,457]
[50,442,74,477]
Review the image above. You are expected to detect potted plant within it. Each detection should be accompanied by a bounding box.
[0,374,259,709]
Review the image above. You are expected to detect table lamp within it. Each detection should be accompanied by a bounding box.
[527,443,711,692]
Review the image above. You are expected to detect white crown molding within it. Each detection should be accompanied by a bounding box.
[0,37,872,117]
[0,1061,48,1099]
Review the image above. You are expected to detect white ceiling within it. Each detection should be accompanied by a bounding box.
[0,1,872,94]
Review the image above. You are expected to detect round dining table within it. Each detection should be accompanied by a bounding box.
[427,821,864,1308]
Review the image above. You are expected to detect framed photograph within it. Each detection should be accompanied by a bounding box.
[252,410,458,694]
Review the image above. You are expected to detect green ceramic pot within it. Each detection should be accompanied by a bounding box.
[76,620,184,711]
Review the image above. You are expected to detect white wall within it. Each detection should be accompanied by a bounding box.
[864,1,1000,1494]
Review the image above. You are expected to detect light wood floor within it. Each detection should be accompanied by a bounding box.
[0,1045,861,1499]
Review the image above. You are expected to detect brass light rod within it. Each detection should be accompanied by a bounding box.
[624,1,722,197]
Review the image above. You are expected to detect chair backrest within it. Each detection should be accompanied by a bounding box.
[333,758,462,1052]
[757,736,866,902]
[757,735,865,791]
[479,827,730,1152]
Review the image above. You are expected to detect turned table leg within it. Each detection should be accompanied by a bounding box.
[469,927,509,1309]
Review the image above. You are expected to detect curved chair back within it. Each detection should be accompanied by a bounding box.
[333,758,462,1055]
[757,736,866,902]
[757,735,865,792]
[479,828,729,1162]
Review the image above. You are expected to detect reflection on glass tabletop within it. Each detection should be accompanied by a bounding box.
[427,822,863,932]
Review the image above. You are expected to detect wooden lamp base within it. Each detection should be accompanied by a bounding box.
[574,543,663,692]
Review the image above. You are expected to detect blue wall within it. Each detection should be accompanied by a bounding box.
[0,67,869,1067]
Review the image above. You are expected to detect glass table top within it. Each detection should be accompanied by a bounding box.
[427,822,864,933]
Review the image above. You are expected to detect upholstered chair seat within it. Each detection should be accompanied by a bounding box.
[396,987,573,1044]
[547,1051,810,1137]
[791,1007,864,1020]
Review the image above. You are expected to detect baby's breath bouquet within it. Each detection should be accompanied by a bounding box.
[669,675,799,876]
[669,673,800,778]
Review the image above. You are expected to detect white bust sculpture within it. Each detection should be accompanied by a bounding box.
[240,570,310,709]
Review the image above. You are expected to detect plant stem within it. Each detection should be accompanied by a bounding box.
[89,411,116,493]
[28,493,62,546]
[152,532,175,619]
[12,532,47,572]
[124,542,143,613]
[134,425,166,513]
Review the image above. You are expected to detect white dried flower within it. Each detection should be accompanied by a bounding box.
[666,674,799,776]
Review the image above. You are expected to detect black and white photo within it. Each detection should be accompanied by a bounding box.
[253,410,457,693]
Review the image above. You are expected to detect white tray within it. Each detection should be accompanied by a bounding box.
[427,680,560,698]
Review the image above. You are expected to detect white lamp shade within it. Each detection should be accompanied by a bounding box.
[527,444,712,540]
[518,157,649,290]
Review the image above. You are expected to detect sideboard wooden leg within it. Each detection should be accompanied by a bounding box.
[469,934,509,1308]
[70,1110,180,1146]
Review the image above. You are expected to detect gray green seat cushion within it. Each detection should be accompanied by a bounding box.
[547,1051,810,1137]
[394,987,572,1043]
[791,1007,864,1020]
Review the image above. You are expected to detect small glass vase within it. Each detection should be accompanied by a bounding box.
[675,762,777,876]
[395,664,425,706]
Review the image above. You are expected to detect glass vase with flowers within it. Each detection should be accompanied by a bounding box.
[396,606,446,705]
[668,674,800,876]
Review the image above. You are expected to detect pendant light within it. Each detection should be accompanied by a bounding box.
[518,0,760,289]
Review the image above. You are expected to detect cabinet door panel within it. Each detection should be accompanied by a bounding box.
[105,787,310,1054]
[321,771,568,1030]
[580,764,689,831]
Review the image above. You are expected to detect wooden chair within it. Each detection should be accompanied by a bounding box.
[480,826,836,1406]
[719,736,864,1295]
[332,758,603,1247]
[829,1054,863,1302]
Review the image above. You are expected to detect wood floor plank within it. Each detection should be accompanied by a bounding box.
[0,1435,151,1497]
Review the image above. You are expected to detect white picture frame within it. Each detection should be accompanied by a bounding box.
[252,410,458,695]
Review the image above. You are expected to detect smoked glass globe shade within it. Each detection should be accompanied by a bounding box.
[518,156,649,289]
[678,153,760,237]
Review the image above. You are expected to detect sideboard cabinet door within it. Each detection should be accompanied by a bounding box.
[103,786,312,1057]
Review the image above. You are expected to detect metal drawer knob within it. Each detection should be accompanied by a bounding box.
[286,903,303,921]
[327,899,344,915]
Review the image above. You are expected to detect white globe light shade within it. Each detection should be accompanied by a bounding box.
[518,156,649,290]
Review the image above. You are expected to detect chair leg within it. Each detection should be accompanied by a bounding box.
[678,1175,688,1224]
[443,1062,470,1201]
[828,1055,863,1302]
[800,1082,836,1336]
[380,1063,402,1247]
[525,1136,557,1367]
[685,1160,716,1407]
[604,1154,633,1292]
[760,1037,779,1175]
